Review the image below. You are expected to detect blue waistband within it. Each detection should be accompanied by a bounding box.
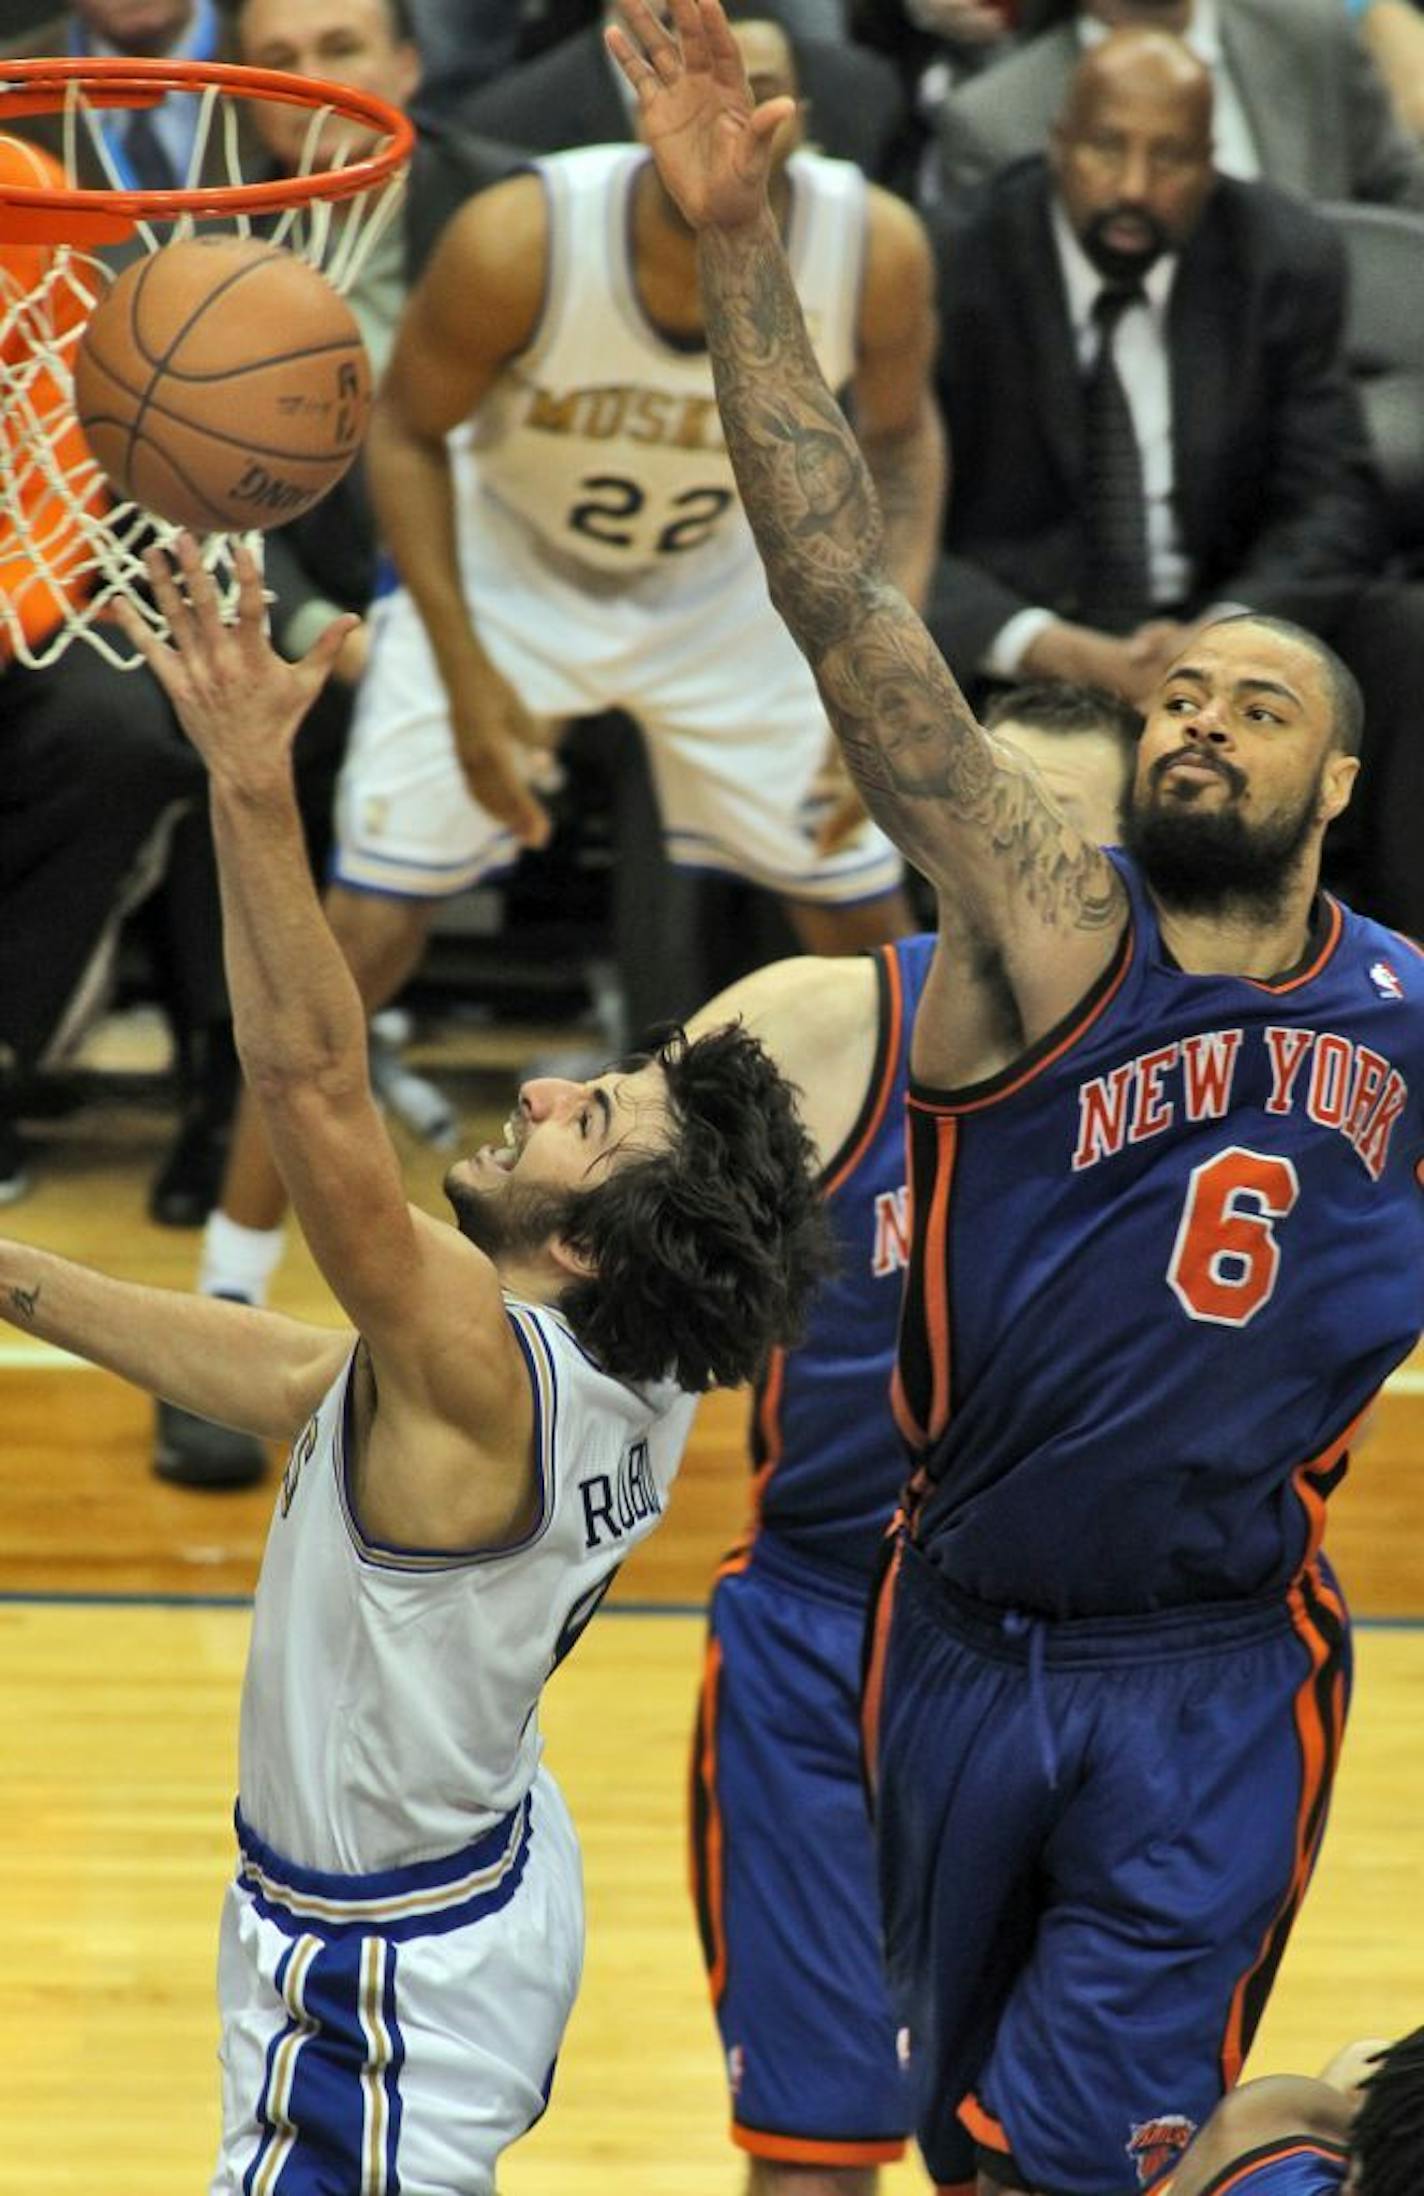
[900,1537,1316,1668]
[233,1794,533,1942]
[743,1527,880,1608]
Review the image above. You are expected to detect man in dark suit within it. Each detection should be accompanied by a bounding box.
[927,26,1424,942]
[927,28,1384,701]
[928,0,1424,214]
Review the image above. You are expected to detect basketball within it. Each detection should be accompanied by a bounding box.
[72,235,372,533]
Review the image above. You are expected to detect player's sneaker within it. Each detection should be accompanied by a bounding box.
[154,1395,266,1487]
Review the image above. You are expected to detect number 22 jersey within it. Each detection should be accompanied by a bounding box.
[457,143,865,587]
[895,852,1424,1617]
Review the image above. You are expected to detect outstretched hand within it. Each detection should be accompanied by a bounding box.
[115,534,358,789]
[605,0,795,231]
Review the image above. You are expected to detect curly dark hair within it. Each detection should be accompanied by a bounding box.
[553,1022,831,1392]
[1354,2026,1424,2196]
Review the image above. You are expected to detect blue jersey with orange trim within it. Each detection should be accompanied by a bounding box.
[1196,2136,1349,2196]
[749,934,937,1583]
[896,854,1424,1616]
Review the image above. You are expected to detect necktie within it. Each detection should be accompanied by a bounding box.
[123,107,178,192]
[1080,282,1151,635]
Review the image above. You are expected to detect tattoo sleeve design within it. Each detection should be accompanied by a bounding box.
[698,216,1121,935]
[8,1281,39,1321]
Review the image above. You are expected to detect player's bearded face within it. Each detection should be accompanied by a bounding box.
[444,1171,582,1260]
[1121,750,1327,916]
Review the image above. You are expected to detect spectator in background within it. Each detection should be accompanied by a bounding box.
[0,0,246,187]
[849,0,1020,197]
[131,0,422,1226]
[0,131,203,1197]
[1355,0,1424,144]
[405,0,911,240]
[921,29,1424,941]
[926,32,1383,698]
[927,0,1424,215]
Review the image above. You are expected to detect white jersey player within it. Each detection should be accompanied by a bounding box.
[1,535,827,2194]
[340,127,937,934]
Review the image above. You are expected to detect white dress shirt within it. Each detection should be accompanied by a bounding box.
[986,207,1194,676]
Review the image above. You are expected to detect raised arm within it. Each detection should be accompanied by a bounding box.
[118,545,540,1549]
[607,0,1126,1073]
[688,952,881,1169]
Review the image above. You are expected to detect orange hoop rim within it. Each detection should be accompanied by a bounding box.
[0,57,413,241]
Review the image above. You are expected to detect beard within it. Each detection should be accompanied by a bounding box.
[1080,204,1171,285]
[1121,755,1324,920]
[443,1169,581,1261]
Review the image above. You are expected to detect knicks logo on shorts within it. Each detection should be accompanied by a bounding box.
[1126,2113,1196,2187]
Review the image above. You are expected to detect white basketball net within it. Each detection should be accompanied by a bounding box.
[0,76,406,668]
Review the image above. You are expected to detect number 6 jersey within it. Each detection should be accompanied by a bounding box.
[458,143,865,588]
[895,851,1424,1617]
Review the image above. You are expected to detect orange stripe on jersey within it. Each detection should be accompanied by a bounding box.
[712,1535,757,1587]
[689,1633,730,2004]
[1218,1561,1347,2087]
[913,918,1134,1118]
[1290,1396,1376,1569]
[1244,897,1344,994]
[918,1114,957,1444]
[859,1532,904,1807]
[746,1347,788,1546]
[891,1358,923,1451]
[733,2124,907,2165]
[958,2089,1010,2152]
[1205,2141,1350,2196]
[823,942,907,1198]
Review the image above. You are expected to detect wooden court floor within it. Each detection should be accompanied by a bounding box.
[1,1029,1421,2191]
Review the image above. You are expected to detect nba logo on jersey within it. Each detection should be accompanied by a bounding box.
[1126,2114,1196,2186]
[1370,959,1405,1000]
[727,2044,745,2099]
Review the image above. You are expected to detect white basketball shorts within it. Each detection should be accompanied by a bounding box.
[333,495,903,908]
[209,1769,583,2196]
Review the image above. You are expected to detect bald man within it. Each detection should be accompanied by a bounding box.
[928,0,1424,215]
[923,27,1384,713]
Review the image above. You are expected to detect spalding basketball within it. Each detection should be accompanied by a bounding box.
[73,235,371,533]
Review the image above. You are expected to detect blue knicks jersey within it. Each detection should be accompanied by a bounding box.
[1197,2137,1349,2196]
[750,934,936,1583]
[897,854,1424,1615]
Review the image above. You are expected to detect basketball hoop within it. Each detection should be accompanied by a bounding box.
[0,59,413,668]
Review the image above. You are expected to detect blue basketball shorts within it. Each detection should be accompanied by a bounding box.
[690,1536,911,2169]
[863,1538,1351,2196]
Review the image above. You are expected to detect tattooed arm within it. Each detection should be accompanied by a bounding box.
[0,1236,351,1438]
[608,0,1127,1077]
